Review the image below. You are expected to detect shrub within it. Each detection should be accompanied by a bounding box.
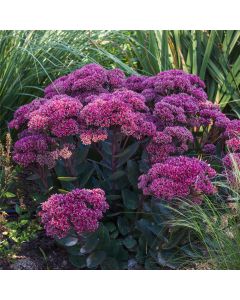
[9,63,239,269]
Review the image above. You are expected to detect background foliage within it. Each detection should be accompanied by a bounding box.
[112,31,240,115]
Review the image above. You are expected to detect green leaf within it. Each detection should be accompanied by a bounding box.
[181,244,203,259]
[127,160,140,188]
[106,194,121,201]
[105,222,117,233]
[137,219,161,245]
[20,219,28,225]
[69,255,86,269]
[101,257,119,270]
[80,235,100,254]
[156,252,171,268]
[79,166,95,187]
[2,191,16,198]
[15,204,21,215]
[123,236,137,249]
[86,251,107,269]
[153,201,174,220]
[57,176,78,182]
[67,245,81,256]
[122,189,138,210]
[117,216,130,236]
[116,142,139,167]
[26,174,41,180]
[144,258,159,270]
[162,228,187,250]
[156,251,178,269]
[77,145,90,163]
[110,230,119,239]
[101,141,112,155]
[64,237,79,247]
[98,224,110,248]
[199,30,216,79]
[161,30,169,70]
[108,170,126,181]
[57,189,69,194]
[117,247,128,262]
[58,236,78,247]
[106,240,121,258]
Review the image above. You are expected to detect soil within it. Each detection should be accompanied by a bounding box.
[0,231,76,270]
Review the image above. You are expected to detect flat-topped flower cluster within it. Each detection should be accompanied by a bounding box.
[39,188,109,238]
[9,63,239,238]
[138,156,217,203]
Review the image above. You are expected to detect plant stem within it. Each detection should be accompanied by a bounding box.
[111,128,122,190]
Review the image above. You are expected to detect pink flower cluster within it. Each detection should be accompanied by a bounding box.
[152,94,229,130]
[9,98,47,130]
[80,90,156,142]
[10,64,231,169]
[224,120,240,150]
[44,63,125,102]
[146,126,193,163]
[10,95,83,168]
[125,69,207,102]
[202,143,216,155]
[138,156,216,202]
[39,188,109,239]
[10,63,237,204]
[222,120,240,185]
[10,95,83,136]
[153,93,199,128]
[13,133,74,168]
[28,95,83,137]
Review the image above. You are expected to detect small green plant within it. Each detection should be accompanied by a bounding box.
[0,213,41,262]
[0,133,16,203]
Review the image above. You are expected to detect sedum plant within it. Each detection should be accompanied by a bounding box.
[9,63,240,269]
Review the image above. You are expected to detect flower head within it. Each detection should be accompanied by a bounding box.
[138,156,216,201]
[39,188,109,238]
[146,126,193,163]
[79,90,155,142]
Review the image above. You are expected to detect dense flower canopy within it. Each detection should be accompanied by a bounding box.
[9,63,239,206]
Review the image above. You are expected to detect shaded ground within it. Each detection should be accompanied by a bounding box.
[0,231,75,270]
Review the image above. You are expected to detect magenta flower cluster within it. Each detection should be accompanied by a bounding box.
[125,70,208,102]
[80,90,156,142]
[222,120,240,186]
[10,63,239,209]
[44,64,125,101]
[39,188,109,239]
[146,126,194,163]
[138,156,216,202]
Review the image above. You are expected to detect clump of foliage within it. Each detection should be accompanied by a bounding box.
[9,63,240,269]
[0,133,40,265]
[0,133,16,203]
[0,213,41,263]
[167,179,240,270]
